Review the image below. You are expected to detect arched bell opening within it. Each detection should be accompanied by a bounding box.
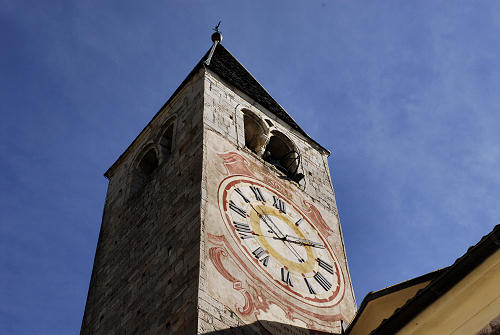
[159,122,174,163]
[263,131,303,182]
[138,148,159,175]
[243,110,268,156]
[130,146,159,196]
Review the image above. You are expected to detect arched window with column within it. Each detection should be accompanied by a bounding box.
[159,121,175,163]
[130,146,159,196]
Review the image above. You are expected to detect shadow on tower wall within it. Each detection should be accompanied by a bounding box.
[203,320,339,335]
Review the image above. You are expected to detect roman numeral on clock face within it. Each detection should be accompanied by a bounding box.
[252,247,266,259]
[234,188,250,203]
[318,258,334,274]
[272,196,286,213]
[304,277,316,294]
[252,247,270,267]
[281,268,293,287]
[313,272,332,291]
[233,221,253,239]
[249,186,266,202]
[229,200,247,218]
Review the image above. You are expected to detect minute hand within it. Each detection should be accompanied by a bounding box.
[249,204,305,262]
[284,235,325,249]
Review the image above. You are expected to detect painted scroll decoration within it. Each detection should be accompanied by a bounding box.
[219,151,290,198]
[208,243,254,316]
[302,200,335,240]
[218,152,255,177]
[207,233,343,331]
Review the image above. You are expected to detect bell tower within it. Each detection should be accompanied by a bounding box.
[81,31,356,334]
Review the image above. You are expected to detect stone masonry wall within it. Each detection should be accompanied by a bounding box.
[81,70,205,334]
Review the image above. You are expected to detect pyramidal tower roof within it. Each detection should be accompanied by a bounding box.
[165,39,328,152]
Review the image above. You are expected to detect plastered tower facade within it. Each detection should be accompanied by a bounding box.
[81,37,356,334]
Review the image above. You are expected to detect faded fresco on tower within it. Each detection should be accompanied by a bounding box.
[201,129,355,334]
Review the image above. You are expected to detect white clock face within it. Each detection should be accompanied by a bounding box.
[218,176,345,305]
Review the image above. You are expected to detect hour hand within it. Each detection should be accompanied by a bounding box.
[284,235,325,249]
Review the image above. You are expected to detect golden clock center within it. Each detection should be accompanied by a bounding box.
[249,205,316,274]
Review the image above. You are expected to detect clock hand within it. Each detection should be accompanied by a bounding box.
[257,210,308,262]
[283,235,325,249]
[253,232,320,247]
[261,212,286,239]
[249,204,283,238]
[249,204,305,262]
[252,232,288,240]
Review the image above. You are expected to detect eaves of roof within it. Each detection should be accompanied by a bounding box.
[344,267,448,335]
[370,224,500,334]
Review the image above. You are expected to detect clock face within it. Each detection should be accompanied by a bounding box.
[218,176,344,305]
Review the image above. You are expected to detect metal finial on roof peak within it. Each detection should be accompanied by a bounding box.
[205,21,222,66]
[211,21,222,43]
[213,21,221,32]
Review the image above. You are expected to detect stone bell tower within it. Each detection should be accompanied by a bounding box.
[81,30,356,334]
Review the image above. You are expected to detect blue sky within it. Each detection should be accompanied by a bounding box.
[1,1,500,333]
